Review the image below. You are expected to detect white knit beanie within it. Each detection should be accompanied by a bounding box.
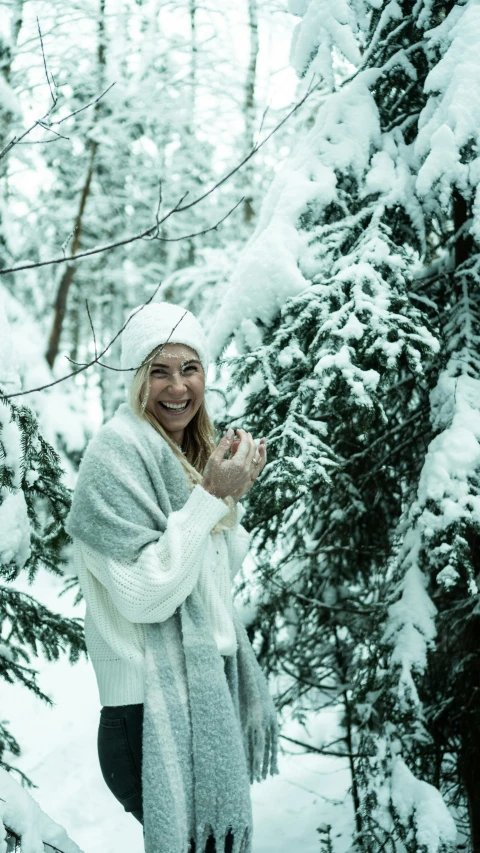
[120,302,210,391]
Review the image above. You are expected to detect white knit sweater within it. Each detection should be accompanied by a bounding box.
[73,484,251,706]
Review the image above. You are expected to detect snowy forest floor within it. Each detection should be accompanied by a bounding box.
[3,568,354,853]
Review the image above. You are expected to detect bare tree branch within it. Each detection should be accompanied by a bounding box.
[0,283,163,400]
[0,78,321,276]
[55,82,116,126]
[85,299,98,359]
[0,291,193,400]
[280,733,362,759]
[0,83,115,161]
[37,17,57,108]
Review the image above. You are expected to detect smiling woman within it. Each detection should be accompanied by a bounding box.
[145,345,205,446]
[65,301,277,853]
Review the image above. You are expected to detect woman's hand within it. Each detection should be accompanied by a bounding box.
[201,428,266,500]
[229,430,267,501]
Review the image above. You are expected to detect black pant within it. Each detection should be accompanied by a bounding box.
[98,703,144,824]
[97,703,233,852]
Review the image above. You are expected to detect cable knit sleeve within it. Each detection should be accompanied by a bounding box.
[76,484,230,624]
[224,501,251,580]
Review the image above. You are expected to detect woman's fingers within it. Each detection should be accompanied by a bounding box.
[230,428,251,462]
[236,429,256,467]
[229,437,241,458]
[213,428,235,461]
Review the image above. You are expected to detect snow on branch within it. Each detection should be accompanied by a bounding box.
[288,0,361,87]
[416,1,480,241]
[0,775,84,853]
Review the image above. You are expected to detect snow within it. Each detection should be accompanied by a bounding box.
[0,303,31,570]
[385,554,437,701]
[0,403,22,488]
[390,757,457,853]
[416,2,480,238]
[0,768,84,853]
[382,359,480,689]
[208,76,384,360]
[419,373,480,531]
[0,644,14,663]
[0,293,21,396]
[288,0,361,86]
[365,150,396,195]
[0,286,93,481]
[0,75,21,118]
[0,491,31,569]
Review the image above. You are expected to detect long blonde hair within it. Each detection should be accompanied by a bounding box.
[129,346,237,530]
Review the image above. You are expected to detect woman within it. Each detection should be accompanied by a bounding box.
[66,302,279,853]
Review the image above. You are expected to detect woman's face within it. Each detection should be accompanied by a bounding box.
[145,343,205,443]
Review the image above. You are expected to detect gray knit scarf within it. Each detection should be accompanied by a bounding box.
[66,403,279,853]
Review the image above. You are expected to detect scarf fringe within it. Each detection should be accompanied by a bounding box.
[195,823,251,853]
[244,719,279,784]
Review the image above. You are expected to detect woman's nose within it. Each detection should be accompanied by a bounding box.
[168,372,187,388]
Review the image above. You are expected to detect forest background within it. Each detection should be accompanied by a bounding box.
[1,1,480,852]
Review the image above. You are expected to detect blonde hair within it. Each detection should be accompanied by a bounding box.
[129,346,237,531]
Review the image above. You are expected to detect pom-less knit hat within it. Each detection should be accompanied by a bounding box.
[120,302,209,391]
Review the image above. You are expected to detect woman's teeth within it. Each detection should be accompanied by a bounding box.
[159,401,190,413]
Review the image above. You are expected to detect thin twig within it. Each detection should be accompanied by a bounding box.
[0,83,115,162]
[35,121,69,141]
[280,734,362,758]
[37,17,57,107]
[148,196,244,243]
[155,179,163,229]
[61,225,78,258]
[15,137,62,147]
[55,82,116,126]
[255,97,272,148]
[85,299,98,359]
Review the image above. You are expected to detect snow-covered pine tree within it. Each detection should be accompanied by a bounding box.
[209,0,480,848]
[0,297,85,784]
[355,2,480,849]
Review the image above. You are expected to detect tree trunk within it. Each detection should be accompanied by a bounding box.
[243,0,259,225]
[186,0,198,266]
[45,143,97,367]
[334,627,363,838]
[45,0,106,368]
[456,613,480,852]
[0,1,24,267]
[453,190,474,268]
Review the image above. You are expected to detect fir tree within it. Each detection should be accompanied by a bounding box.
[210,0,480,849]
[0,299,85,785]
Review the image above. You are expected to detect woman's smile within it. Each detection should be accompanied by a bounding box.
[158,400,192,414]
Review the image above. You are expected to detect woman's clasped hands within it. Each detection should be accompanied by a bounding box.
[201,428,267,501]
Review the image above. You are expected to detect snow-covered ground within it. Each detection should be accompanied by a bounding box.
[2,568,354,853]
